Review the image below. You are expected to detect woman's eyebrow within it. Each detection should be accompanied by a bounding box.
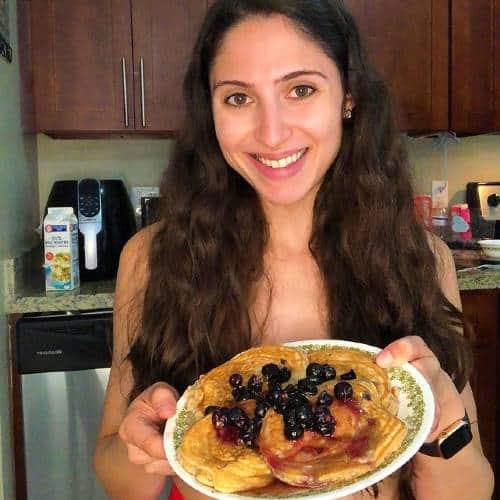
[212,70,327,92]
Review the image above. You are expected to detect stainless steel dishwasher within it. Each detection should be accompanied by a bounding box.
[14,309,112,500]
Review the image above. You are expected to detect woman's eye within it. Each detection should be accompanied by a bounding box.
[291,85,315,98]
[225,93,251,106]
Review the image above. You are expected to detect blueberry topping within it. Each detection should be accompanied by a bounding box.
[277,366,292,383]
[317,390,333,406]
[204,405,221,415]
[284,425,304,440]
[316,421,335,436]
[228,407,248,428]
[340,369,356,381]
[322,364,336,381]
[306,362,324,379]
[229,373,243,387]
[334,381,353,401]
[212,409,229,429]
[274,396,291,414]
[298,377,318,395]
[262,363,281,381]
[296,405,314,429]
[246,374,262,396]
[266,383,283,404]
[255,400,271,419]
[232,385,251,401]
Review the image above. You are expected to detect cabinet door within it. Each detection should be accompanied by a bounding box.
[460,290,498,482]
[344,0,449,133]
[131,0,207,132]
[451,0,500,133]
[30,0,134,133]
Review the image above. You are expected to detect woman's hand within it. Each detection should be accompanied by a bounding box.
[375,335,466,442]
[118,381,179,475]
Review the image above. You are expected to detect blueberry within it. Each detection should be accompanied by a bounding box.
[298,378,318,395]
[284,425,304,440]
[274,396,291,414]
[289,393,311,407]
[285,383,297,396]
[212,409,229,429]
[317,390,333,406]
[314,405,333,425]
[228,407,248,428]
[255,401,270,419]
[247,374,262,396]
[296,405,314,429]
[340,369,356,381]
[204,405,221,415]
[283,407,299,428]
[232,385,250,401]
[229,373,243,387]
[240,418,261,448]
[277,366,292,383]
[262,363,280,381]
[322,364,336,381]
[306,363,324,379]
[266,384,283,404]
[334,381,353,401]
[316,421,334,437]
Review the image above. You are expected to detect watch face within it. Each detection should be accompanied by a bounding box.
[440,424,473,459]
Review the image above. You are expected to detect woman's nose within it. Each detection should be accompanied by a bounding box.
[254,99,292,149]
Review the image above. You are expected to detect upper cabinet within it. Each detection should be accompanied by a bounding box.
[345,0,449,133]
[451,0,500,134]
[24,0,500,135]
[29,0,208,135]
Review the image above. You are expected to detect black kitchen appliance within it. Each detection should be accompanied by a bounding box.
[45,179,136,281]
[466,182,500,239]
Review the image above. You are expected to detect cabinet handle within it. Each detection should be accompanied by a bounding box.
[121,58,129,128]
[140,58,146,127]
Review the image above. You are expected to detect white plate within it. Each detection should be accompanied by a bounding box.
[164,339,435,499]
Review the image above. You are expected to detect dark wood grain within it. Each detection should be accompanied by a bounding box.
[344,0,449,133]
[451,0,496,133]
[30,0,134,133]
[130,0,207,131]
[460,289,498,498]
[8,314,26,500]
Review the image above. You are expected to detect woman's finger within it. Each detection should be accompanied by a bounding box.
[376,335,433,368]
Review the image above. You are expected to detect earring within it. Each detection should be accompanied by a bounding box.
[343,108,352,119]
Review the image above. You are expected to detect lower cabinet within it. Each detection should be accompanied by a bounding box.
[460,289,498,495]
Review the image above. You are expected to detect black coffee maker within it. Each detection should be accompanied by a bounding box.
[466,182,500,239]
[45,179,136,281]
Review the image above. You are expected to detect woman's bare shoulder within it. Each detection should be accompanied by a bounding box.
[119,222,162,275]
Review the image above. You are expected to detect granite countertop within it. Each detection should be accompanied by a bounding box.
[4,248,500,315]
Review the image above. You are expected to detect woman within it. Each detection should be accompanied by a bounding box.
[93,1,494,498]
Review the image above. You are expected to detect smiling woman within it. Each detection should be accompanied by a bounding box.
[93,2,494,500]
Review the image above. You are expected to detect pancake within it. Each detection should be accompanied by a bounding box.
[185,345,308,418]
[258,399,406,488]
[308,348,399,414]
[177,414,274,493]
[177,344,406,493]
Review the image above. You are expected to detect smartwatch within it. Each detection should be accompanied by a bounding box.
[419,411,473,459]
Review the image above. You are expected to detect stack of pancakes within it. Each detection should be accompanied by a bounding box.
[177,345,406,494]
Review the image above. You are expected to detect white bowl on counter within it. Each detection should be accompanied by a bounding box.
[477,239,500,260]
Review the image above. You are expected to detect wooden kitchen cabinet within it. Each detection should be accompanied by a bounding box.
[344,0,449,133]
[28,0,207,135]
[460,289,499,495]
[451,0,500,134]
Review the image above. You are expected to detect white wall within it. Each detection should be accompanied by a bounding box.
[36,134,174,215]
[0,0,39,498]
[406,134,500,204]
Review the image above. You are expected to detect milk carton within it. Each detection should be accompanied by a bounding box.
[44,207,80,290]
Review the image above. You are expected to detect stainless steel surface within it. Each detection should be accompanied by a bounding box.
[122,58,129,127]
[140,58,146,127]
[22,368,110,500]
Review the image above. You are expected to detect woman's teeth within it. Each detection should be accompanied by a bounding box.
[256,148,307,169]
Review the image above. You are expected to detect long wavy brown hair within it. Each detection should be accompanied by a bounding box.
[127,1,472,498]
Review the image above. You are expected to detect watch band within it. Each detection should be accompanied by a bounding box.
[419,411,473,459]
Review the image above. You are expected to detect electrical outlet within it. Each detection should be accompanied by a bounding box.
[130,186,160,220]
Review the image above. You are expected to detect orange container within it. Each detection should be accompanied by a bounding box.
[414,195,433,229]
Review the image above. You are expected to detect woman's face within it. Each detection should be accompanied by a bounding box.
[210,14,350,210]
